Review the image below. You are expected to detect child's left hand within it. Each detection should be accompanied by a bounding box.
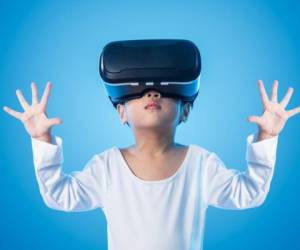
[248,80,300,141]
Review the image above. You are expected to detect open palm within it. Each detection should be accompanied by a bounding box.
[248,80,300,137]
[3,81,62,139]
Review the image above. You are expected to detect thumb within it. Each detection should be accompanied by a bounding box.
[247,116,262,126]
[48,117,63,127]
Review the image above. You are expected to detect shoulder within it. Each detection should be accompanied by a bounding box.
[190,144,224,165]
[79,147,119,172]
[187,144,224,170]
[93,146,119,162]
[83,147,119,184]
[188,143,212,158]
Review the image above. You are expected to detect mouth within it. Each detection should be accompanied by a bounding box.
[145,102,161,109]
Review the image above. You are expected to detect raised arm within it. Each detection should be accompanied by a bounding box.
[3,82,107,212]
[31,136,107,212]
[204,80,299,210]
[204,133,278,210]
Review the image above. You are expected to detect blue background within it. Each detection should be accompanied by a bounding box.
[1,0,299,249]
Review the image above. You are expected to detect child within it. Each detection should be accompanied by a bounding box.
[3,41,300,250]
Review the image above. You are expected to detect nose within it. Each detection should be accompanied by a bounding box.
[144,90,161,100]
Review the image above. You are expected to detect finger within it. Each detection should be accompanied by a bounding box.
[16,89,30,111]
[40,81,51,110]
[247,115,264,127]
[47,117,63,127]
[286,106,300,118]
[31,82,39,105]
[258,80,269,108]
[271,80,278,102]
[3,106,23,120]
[280,87,294,108]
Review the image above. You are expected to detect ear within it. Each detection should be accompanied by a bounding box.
[180,102,191,122]
[117,103,128,125]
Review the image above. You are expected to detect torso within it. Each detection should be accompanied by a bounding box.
[119,144,189,181]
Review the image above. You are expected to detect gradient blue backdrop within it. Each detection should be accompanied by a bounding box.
[1,0,299,249]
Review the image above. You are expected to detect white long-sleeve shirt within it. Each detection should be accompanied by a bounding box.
[31,133,278,250]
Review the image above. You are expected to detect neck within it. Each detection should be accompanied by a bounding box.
[131,126,177,156]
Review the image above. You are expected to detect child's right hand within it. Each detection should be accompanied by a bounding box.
[3,81,62,143]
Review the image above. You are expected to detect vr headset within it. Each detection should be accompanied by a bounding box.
[99,39,201,109]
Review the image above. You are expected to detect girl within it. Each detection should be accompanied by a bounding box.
[3,80,300,250]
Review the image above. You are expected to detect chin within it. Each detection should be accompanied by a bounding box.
[135,120,173,129]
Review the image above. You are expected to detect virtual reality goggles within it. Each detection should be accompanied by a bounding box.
[99,39,201,108]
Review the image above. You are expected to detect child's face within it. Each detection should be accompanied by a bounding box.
[116,90,190,130]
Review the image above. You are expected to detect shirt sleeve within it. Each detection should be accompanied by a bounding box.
[204,132,278,210]
[31,135,107,212]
